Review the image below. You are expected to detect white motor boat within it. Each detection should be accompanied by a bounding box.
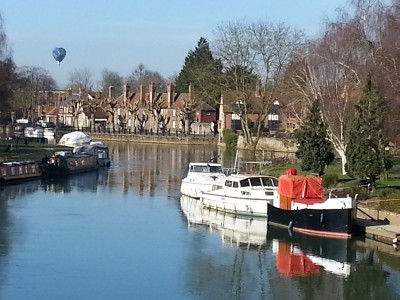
[200,174,279,217]
[180,162,225,199]
[24,126,44,138]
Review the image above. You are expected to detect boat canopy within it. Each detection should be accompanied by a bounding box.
[58,131,91,147]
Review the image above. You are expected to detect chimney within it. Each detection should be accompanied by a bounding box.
[149,82,155,105]
[124,83,130,104]
[140,84,145,104]
[108,85,115,99]
[167,83,175,108]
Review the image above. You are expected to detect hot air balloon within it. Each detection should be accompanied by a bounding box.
[52,47,66,65]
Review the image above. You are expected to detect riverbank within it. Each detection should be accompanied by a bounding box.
[0,140,71,162]
[89,132,218,145]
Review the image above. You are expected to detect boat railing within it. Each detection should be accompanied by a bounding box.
[224,168,238,176]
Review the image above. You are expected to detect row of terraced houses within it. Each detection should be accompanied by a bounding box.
[34,83,300,136]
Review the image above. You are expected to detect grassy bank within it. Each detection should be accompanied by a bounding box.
[0,140,72,163]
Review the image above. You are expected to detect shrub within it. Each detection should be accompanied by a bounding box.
[222,129,238,149]
[376,188,398,199]
[321,173,339,188]
[379,191,400,213]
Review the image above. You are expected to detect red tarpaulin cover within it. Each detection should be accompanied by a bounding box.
[278,175,323,199]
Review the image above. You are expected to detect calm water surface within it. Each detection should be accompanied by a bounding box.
[0,142,399,300]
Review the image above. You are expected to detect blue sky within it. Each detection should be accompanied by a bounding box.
[1,0,349,89]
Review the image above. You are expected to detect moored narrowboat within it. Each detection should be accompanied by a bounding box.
[0,161,42,184]
[40,151,100,176]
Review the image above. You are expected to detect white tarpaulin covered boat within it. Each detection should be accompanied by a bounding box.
[58,131,91,147]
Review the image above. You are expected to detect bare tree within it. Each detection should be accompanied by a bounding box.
[127,64,167,92]
[99,69,124,96]
[14,66,57,122]
[212,19,305,151]
[102,95,118,133]
[287,0,395,174]
[70,89,88,128]
[179,97,199,134]
[67,67,93,90]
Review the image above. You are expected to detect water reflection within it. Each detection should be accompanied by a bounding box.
[180,195,352,277]
[0,142,398,299]
[180,194,400,299]
[40,168,110,193]
[181,195,268,249]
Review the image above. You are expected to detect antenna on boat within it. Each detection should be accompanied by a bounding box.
[233,149,239,173]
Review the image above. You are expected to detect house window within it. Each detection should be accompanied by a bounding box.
[172,121,176,129]
[172,109,176,117]
[268,114,279,121]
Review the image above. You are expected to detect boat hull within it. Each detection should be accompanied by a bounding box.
[180,181,215,199]
[0,162,42,184]
[202,192,273,218]
[267,204,355,239]
[41,155,100,176]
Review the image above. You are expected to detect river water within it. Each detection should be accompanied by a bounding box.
[0,142,399,300]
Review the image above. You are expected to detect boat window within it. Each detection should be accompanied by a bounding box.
[209,166,223,173]
[225,180,233,187]
[239,179,250,187]
[261,177,272,187]
[260,176,278,187]
[194,166,208,173]
[249,177,262,186]
[232,181,239,188]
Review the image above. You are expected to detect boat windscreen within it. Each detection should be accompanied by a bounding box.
[261,177,278,187]
[240,179,250,187]
[193,166,209,173]
[209,166,223,173]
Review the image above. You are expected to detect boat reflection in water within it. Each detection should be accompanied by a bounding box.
[181,195,353,278]
[180,195,268,249]
[269,226,352,278]
[41,168,110,193]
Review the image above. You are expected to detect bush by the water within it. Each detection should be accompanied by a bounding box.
[378,190,400,213]
[222,129,238,148]
[321,173,338,188]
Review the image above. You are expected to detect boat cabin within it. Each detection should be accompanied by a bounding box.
[188,163,224,174]
[213,174,278,191]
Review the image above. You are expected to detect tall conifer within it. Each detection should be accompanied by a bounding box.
[174,37,222,106]
[295,99,335,176]
[345,77,392,184]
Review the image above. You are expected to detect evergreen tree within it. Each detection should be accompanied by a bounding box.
[295,99,335,176]
[345,77,393,184]
[174,37,223,106]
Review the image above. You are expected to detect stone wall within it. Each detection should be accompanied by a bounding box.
[90,132,217,145]
[237,136,297,152]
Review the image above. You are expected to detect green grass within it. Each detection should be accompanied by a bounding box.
[0,140,72,163]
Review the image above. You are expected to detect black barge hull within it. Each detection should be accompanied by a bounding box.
[267,204,354,239]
